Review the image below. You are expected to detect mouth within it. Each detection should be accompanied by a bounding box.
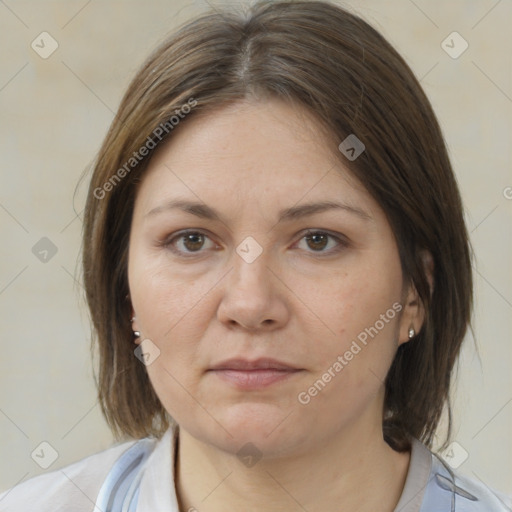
[207,358,303,390]
[209,357,300,371]
[208,368,303,389]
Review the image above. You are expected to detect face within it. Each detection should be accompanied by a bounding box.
[128,98,416,458]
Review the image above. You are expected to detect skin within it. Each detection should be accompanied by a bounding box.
[128,98,433,512]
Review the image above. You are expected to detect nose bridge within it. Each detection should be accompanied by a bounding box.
[216,234,286,329]
[230,234,272,293]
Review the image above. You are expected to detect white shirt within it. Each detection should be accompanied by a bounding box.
[1,424,510,511]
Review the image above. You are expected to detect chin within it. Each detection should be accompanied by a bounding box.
[189,403,308,458]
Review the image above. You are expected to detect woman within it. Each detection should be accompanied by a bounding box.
[1,1,510,511]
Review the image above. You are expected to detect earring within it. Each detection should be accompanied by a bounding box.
[408,324,416,339]
[131,316,140,339]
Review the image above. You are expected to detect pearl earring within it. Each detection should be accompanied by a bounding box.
[408,324,416,339]
[131,316,140,338]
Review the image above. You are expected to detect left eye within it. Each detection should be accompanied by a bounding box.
[296,230,347,254]
[163,230,347,256]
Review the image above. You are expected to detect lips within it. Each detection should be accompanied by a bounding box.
[208,357,299,371]
[207,358,303,390]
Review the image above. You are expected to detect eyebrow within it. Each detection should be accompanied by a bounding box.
[145,199,372,223]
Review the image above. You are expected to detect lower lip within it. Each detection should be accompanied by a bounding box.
[209,369,302,389]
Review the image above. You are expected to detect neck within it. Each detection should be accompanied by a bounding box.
[174,419,411,512]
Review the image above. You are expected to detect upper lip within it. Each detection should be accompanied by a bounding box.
[209,358,300,371]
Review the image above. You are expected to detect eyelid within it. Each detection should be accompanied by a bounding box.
[296,229,349,255]
[161,229,219,257]
[161,228,349,257]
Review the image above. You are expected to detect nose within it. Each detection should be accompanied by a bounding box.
[216,247,289,332]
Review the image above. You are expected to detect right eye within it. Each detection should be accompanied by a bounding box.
[162,230,219,257]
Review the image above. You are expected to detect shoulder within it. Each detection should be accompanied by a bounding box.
[421,446,512,511]
[0,438,154,512]
[450,469,512,511]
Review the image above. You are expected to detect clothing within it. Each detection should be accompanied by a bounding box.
[0,425,510,511]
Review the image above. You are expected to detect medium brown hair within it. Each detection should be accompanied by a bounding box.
[82,0,474,452]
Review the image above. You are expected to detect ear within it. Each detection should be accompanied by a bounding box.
[398,250,434,346]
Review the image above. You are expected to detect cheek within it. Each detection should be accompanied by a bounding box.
[296,275,401,427]
[312,264,400,332]
[129,252,217,340]
[134,271,210,416]
[310,265,402,377]
[128,260,211,394]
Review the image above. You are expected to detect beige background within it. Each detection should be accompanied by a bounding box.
[1,0,511,499]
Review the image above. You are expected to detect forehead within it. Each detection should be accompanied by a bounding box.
[134,98,378,220]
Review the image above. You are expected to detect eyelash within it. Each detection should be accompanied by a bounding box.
[160,229,349,258]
